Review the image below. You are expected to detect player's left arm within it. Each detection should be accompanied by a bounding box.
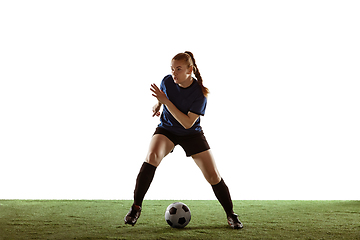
[150,83,199,129]
[164,102,199,129]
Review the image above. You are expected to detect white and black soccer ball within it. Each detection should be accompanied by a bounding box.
[165,202,191,228]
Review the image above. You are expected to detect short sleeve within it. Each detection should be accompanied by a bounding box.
[160,77,165,91]
[189,96,207,116]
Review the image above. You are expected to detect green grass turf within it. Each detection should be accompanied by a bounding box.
[0,200,359,240]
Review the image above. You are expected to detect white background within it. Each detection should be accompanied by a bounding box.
[1,0,359,200]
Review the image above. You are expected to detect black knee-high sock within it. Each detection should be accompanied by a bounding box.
[212,178,234,216]
[133,162,157,207]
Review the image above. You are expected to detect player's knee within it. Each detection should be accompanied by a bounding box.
[145,151,163,167]
[206,174,221,185]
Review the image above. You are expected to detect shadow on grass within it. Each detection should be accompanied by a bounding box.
[118,221,237,237]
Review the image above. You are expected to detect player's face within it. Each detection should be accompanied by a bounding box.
[171,60,192,85]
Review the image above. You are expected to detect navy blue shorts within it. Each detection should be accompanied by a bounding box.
[153,127,210,157]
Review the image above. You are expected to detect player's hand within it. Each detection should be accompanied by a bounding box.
[152,102,161,117]
[150,84,169,105]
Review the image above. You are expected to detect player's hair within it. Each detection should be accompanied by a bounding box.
[172,51,209,97]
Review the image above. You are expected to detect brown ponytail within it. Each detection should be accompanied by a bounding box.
[172,51,210,97]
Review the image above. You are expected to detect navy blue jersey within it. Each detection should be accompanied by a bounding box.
[158,75,207,136]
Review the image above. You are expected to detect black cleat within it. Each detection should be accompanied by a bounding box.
[124,205,142,226]
[227,213,243,229]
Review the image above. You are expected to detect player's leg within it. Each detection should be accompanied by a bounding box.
[133,134,174,206]
[192,150,243,229]
[145,133,175,167]
[125,134,174,226]
[192,149,221,185]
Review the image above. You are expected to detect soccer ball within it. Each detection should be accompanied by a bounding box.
[165,202,191,228]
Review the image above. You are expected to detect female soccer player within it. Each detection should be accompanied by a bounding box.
[124,51,243,229]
